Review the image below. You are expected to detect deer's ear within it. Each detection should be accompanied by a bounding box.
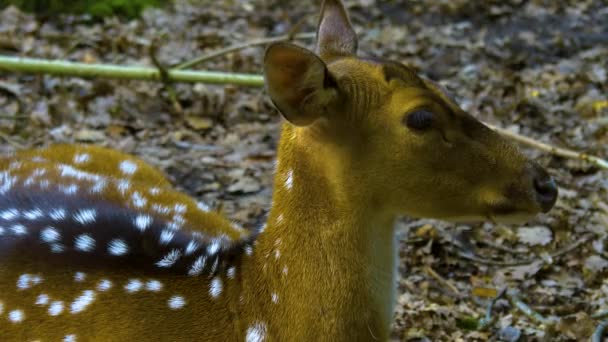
[264,42,340,126]
[316,0,358,59]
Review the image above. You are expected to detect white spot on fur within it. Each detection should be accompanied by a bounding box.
[174,203,187,214]
[210,257,219,273]
[59,165,103,182]
[227,267,236,279]
[145,280,163,292]
[197,201,210,211]
[41,227,60,242]
[108,239,129,256]
[74,234,95,252]
[39,179,50,189]
[63,334,77,342]
[246,322,267,342]
[36,294,49,305]
[283,266,288,275]
[132,192,147,208]
[124,279,143,293]
[156,249,181,268]
[168,295,186,310]
[17,274,42,290]
[90,180,107,193]
[285,170,294,190]
[48,301,64,316]
[207,239,221,255]
[185,240,199,255]
[51,243,65,253]
[271,293,279,304]
[70,290,95,314]
[74,153,90,164]
[117,179,130,194]
[134,215,152,232]
[61,184,79,195]
[97,279,112,292]
[24,208,43,220]
[170,215,185,228]
[0,172,17,194]
[159,229,175,245]
[119,160,138,175]
[8,309,24,323]
[11,224,27,235]
[73,209,96,225]
[74,272,86,282]
[1,209,19,220]
[209,278,222,298]
[152,204,171,215]
[50,208,67,221]
[188,256,206,276]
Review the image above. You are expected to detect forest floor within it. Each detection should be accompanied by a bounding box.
[1,0,607,340]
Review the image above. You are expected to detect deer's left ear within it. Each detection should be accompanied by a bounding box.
[264,42,340,126]
[316,0,358,59]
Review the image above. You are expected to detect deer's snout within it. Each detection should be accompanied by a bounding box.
[530,162,558,213]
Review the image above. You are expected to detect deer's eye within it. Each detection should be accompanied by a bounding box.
[404,110,434,131]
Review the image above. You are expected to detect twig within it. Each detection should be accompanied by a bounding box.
[0,115,28,120]
[506,289,559,326]
[0,131,24,148]
[457,251,535,267]
[597,201,608,215]
[424,266,463,298]
[487,123,608,170]
[477,238,528,255]
[174,32,316,70]
[592,320,608,342]
[592,116,608,127]
[454,233,594,267]
[478,287,507,329]
[592,310,608,320]
[149,38,183,114]
[550,234,594,258]
[0,56,265,87]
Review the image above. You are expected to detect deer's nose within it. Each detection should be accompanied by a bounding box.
[531,163,558,212]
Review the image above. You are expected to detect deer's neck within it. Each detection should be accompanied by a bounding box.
[242,126,398,340]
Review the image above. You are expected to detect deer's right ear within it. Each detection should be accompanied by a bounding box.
[264,42,340,126]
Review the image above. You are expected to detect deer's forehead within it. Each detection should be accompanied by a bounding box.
[328,58,385,83]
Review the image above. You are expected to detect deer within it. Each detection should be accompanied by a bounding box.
[0,0,558,340]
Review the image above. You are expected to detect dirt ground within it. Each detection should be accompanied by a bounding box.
[1,0,607,340]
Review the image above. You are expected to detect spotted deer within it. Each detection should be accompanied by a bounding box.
[0,0,558,341]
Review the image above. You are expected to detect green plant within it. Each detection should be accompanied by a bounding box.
[0,0,163,17]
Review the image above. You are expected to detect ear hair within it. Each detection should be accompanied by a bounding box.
[316,0,358,59]
[264,43,340,126]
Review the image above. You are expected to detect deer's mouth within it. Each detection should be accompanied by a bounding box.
[486,203,538,224]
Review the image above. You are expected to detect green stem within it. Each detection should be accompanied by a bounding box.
[0,56,264,87]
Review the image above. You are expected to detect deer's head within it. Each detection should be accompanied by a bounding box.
[264,0,557,223]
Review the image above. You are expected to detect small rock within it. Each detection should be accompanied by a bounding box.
[584,255,608,273]
[517,226,553,246]
[498,326,521,342]
[74,129,106,142]
[227,176,261,194]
